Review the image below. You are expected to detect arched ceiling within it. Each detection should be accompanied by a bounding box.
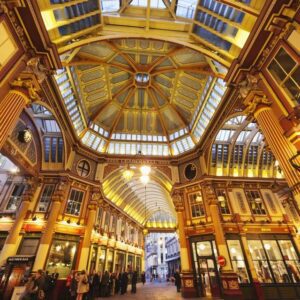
[210,115,284,178]
[102,168,176,226]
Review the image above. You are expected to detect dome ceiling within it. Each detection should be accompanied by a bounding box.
[56,38,227,156]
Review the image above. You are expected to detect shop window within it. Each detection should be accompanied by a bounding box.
[45,238,78,279]
[227,240,249,283]
[6,184,25,211]
[196,241,213,256]
[189,192,205,218]
[115,252,125,272]
[98,248,106,273]
[107,250,114,272]
[37,184,55,212]
[267,47,300,105]
[18,238,39,255]
[245,190,267,215]
[43,137,64,163]
[216,189,230,214]
[248,238,300,283]
[65,189,84,216]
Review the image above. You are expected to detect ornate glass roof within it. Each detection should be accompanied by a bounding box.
[39,0,266,157]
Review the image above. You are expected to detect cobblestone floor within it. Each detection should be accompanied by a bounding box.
[110,281,221,300]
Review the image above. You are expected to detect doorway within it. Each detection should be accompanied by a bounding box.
[191,238,221,297]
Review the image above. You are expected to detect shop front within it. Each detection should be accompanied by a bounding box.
[191,234,300,300]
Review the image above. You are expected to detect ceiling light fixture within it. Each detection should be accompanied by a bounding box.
[123,165,134,180]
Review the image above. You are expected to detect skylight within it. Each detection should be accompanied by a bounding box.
[131,0,166,8]
[101,0,120,12]
[176,0,197,18]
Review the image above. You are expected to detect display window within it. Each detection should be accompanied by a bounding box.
[45,237,78,279]
[227,240,250,283]
[247,237,300,284]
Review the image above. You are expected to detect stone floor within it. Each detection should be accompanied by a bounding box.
[110,281,221,300]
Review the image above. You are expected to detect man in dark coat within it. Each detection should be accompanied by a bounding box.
[174,269,181,293]
[120,271,128,295]
[141,272,145,285]
[131,271,137,294]
[101,271,110,297]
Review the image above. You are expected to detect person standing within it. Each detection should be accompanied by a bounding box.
[69,272,78,300]
[131,271,137,294]
[20,274,35,300]
[76,270,89,300]
[120,270,128,295]
[91,270,99,299]
[174,269,181,293]
[34,269,46,300]
[141,272,145,285]
[115,272,121,295]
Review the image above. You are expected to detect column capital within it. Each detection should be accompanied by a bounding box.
[52,177,69,203]
[172,190,185,212]
[89,186,104,206]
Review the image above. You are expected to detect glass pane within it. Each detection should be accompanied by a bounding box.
[248,240,267,260]
[269,261,288,283]
[98,248,106,273]
[263,240,282,260]
[284,78,299,102]
[196,241,212,256]
[292,67,300,86]
[276,48,296,73]
[286,261,300,283]
[253,260,273,283]
[268,60,286,82]
[278,240,298,260]
[46,239,77,279]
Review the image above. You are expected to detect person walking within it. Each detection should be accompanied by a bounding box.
[174,269,181,293]
[76,270,89,300]
[115,272,121,295]
[34,269,46,300]
[141,272,146,285]
[120,271,128,295]
[69,272,78,300]
[91,270,100,299]
[100,270,110,297]
[131,271,137,294]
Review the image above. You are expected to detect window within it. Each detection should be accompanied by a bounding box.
[0,22,18,69]
[268,47,300,105]
[43,137,64,163]
[37,185,55,212]
[77,160,90,177]
[18,238,40,255]
[216,189,230,214]
[248,238,300,283]
[65,189,84,216]
[104,211,110,232]
[6,184,25,211]
[189,192,205,218]
[245,190,267,215]
[227,240,249,283]
[46,237,78,279]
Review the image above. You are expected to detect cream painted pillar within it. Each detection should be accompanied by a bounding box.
[0,178,38,266]
[177,210,190,272]
[203,183,242,300]
[240,235,258,281]
[33,179,68,271]
[244,92,300,207]
[0,90,30,149]
[77,188,102,270]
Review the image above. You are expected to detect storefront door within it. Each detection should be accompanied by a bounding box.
[198,258,220,297]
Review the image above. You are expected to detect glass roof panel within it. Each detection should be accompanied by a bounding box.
[176,0,197,18]
[101,0,120,12]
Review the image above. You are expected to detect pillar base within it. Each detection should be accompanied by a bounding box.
[253,280,265,300]
[220,271,243,300]
[181,272,197,298]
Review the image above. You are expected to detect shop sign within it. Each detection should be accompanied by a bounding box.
[218,255,226,267]
[7,256,34,263]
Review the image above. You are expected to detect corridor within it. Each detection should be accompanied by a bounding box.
[112,282,218,300]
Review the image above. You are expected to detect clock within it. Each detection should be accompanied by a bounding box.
[18,128,32,144]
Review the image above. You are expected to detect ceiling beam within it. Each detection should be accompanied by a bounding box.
[90,82,134,122]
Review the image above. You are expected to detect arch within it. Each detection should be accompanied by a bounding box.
[58,35,230,68]
[208,114,283,178]
[103,167,176,226]
[26,103,67,170]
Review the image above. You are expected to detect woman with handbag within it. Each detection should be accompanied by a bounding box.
[76,270,89,300]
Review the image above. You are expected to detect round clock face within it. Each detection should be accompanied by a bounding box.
[18,129,32,144]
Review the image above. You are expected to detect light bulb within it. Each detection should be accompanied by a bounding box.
[123,168,134,180]
[140,165,151,176]
[140,175,149,185]
[264,243,271,250]
[199,243,205,250]
[231,247,236,254]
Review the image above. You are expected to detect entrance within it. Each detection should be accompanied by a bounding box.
[191,237,221,297]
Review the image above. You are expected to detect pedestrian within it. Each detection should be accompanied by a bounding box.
[141,272,145,285]
[20,274,35,300]
[131,270,137,294]
[100,270,110,297]
[76,270,89,300]
[34,269,46,300]
[120,270,128,295]
[115,271,121,295]
[69,271,78,300]
[174,269,181,293]
[91,270,100,299]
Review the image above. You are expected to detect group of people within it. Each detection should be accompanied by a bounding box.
[66,270,146,300]
[20,269,59,300]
